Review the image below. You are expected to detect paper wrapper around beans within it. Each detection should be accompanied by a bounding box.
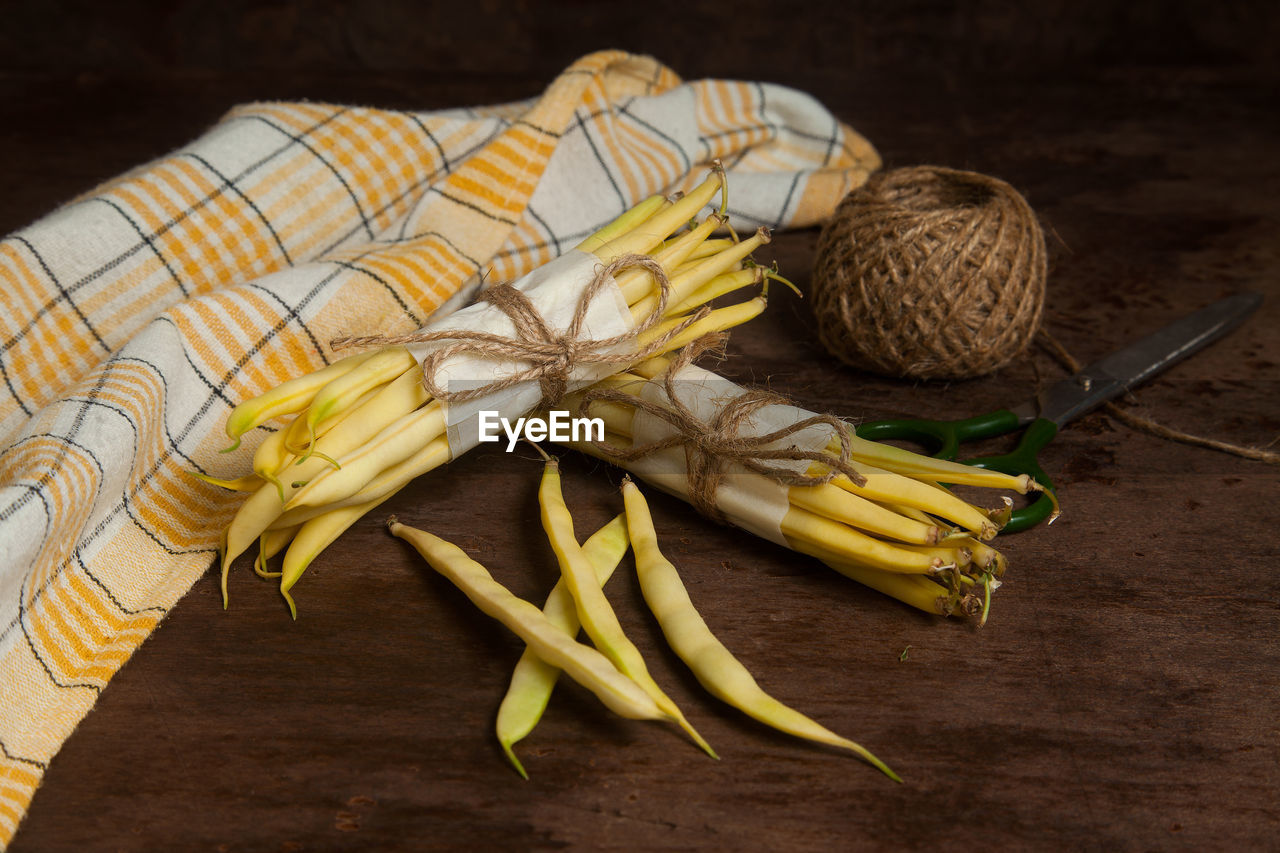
[810,165,1048,381]
[559,350,1047,623]
[207,173,779,616]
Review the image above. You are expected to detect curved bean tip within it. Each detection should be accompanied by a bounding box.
[502,744,530,781]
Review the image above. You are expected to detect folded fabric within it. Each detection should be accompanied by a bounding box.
[0,48,878,845]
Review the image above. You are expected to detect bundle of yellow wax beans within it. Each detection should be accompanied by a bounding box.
[208,170,1053,779]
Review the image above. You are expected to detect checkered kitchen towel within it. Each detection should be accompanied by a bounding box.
[0,49,878,844]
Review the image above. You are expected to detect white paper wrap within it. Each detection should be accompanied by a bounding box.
[404,249,636,458]
[623,363,835,546]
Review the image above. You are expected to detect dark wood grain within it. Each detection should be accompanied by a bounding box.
[6,3,1279,850]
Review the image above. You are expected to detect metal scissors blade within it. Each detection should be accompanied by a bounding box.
[1008,291,1263,427]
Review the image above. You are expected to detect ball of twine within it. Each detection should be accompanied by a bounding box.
[811,165,1047,380]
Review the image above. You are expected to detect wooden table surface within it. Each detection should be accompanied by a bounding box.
[4,4,1278,850]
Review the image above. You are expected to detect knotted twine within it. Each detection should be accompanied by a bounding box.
[331,254,706,412]
[580,344,867,523]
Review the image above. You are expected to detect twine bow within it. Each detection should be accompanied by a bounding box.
[580,346,867,523]
[331,254,707,411]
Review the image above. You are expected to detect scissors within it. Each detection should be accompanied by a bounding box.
[853,291,1263,533]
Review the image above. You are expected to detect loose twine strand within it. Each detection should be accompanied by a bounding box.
[331,254,708,411]
[1037,328,1280,465]
[581,343,867,523]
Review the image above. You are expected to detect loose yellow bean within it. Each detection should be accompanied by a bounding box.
[388,518,668,723]
[539,459,716,758]
[622,479,900,780]
[495,514,631,779]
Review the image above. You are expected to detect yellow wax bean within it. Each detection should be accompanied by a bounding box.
[222,349,377,450]
[295,434,451,516]
[896,542,973,569]
[626,352,675,380]
[253,524,300,579]
[285,402,445,509]
[629,228,769,320]
[249,430,298,503]
[278,485,405,618]
[820,557,958,617]
[637,295,767,356]
[667,268,762,317]
[539,459,716,758]
[220,481,289,607]
[272,366,425,484]
[282,379,391,455]
[496,514,631,779]
[681,236,735,261]
[838,431,1037,495]
[947,536,1008,575]
[619,217,722,311]
[251,425,294,481]
[187,470,263,492]
[822,463,999,540]
[388,519,668,723]
[779,506,945,574]
[622,480,900,780]
[220,373,434,588]
[575,194,668,254]
[303,346,418,442]
[787,482,942,546]
[874,500,936,526]
[594,170,723,263]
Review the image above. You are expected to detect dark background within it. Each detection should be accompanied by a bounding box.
[4,0,1280,231]
[4,2,1278,851]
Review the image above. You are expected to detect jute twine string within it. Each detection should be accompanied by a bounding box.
[811,165,1047,380]
[331,254,708,410]
[581,344,867,523]
[1037,328,1280,465]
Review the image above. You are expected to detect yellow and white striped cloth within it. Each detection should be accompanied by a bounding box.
[0,50,878,845]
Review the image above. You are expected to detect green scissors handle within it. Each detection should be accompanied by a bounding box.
[854,411,1059,533]
[849,294,1261,533]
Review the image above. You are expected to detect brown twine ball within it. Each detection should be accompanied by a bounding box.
[811,165,1047,380]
